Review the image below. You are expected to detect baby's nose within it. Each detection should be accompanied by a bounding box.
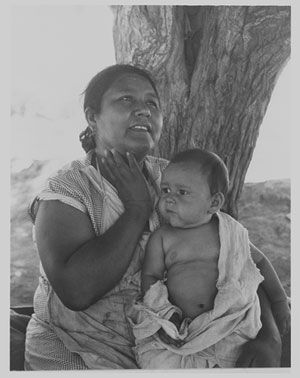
[166,196,175,204]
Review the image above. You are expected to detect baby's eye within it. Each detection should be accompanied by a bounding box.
[179,189,188,195]
[161,187,170,194]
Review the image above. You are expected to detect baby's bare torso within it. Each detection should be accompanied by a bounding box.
[163,217,220,319]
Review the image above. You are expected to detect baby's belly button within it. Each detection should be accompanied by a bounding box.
[168,285,215,317]
[175,298,208,318]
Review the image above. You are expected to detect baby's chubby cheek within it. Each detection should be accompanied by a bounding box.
[158,200,165,214]
[158,207,171,224]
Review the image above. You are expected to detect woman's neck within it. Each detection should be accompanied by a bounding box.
[94,148,145,170]
[93,151,146,182]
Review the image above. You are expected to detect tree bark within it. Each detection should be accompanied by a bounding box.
[112,5,290,218]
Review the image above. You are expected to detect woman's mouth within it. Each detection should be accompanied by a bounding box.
[129,123,151,132]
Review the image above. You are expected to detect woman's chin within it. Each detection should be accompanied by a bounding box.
[127,144,153,161]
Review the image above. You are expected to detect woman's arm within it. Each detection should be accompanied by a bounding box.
[236,285,282,367]
[250,242,287,303]
[35,151,152,311]
[250,242,290,335]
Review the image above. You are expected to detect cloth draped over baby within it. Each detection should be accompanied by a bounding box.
[127,212,264,369]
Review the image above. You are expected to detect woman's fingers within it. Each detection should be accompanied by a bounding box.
[103,149,139,173]
[98,149,151,210]
[110,149,127,168]
[104,150,142,183]
[126,151,141,172]
[99,156,117,183]
[101,150,127,182]
[106,150,130,175]
[105,149,119,168]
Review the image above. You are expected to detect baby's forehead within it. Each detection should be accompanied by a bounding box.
[162,162,207,183]
[166,161,203,174]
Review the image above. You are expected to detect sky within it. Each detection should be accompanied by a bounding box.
[10,3,291,183]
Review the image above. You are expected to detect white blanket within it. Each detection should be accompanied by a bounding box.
[128,212,264,369]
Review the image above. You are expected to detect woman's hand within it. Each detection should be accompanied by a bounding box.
[272,299,291,337]
[236,286,282,367]
[235,334,281,367]
[100,149,152,214]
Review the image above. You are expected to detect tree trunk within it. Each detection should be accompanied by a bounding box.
[112,5,290,218]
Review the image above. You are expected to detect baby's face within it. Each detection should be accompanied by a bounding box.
[159,162,213,228]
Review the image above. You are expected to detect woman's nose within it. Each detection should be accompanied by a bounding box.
[134,103,151,118]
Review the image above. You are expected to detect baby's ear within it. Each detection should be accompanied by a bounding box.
[209,192,225,214]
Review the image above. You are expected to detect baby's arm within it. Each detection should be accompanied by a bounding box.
[142,228,185,347]
[250,242,290,336]
[141,228,166,296]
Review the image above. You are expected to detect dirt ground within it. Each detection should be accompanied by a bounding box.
[10,160,290,306]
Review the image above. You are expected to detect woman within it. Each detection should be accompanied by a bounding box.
[24,64,281,370]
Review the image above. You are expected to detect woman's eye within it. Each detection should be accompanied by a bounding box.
[161,188,170,194]
[147,100,159,108]
[121,96,132,102]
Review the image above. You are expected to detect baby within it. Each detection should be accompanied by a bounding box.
[131,148,290,368]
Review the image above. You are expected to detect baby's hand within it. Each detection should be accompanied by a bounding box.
[271,298,291,336]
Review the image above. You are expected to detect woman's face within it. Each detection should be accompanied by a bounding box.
[93,74,163,162]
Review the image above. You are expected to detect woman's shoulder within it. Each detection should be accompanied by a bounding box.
[51,153,92,177]
[31,153,96,204]
[47,153,95,185]
[28,153,96,222]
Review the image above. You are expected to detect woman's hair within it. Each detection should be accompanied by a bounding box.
[83,64,159,113]
[80,64,160,153]
[170,148,230,198]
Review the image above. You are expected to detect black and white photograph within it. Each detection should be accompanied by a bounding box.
[6,0,295,375]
